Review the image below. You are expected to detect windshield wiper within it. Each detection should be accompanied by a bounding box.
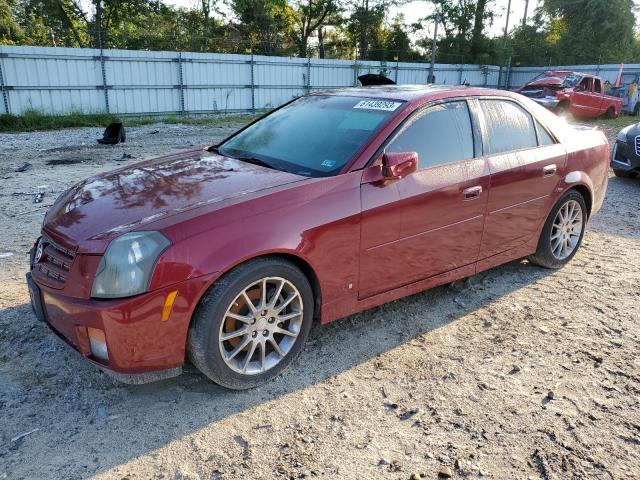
[234,155,276,170]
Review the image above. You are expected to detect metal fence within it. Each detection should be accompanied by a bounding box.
[0,45,638,116]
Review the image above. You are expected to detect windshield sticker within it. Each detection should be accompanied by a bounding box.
[321,159,337,169]
[353,100,402,111]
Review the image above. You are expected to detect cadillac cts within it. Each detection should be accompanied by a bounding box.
[27,86,609,389]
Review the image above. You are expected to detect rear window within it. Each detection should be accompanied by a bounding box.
[219,95,404,177]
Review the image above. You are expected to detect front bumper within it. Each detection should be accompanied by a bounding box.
[27,271,215,383]
[611,138,640,173]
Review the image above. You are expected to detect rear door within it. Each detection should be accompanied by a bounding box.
[475,98,567,259]
[359,100,490,298]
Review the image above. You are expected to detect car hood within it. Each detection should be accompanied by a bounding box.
[43,148,307,253]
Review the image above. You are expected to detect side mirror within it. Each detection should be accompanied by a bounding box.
[382,151,418,180]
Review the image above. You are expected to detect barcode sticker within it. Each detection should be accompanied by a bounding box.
[353,100,402,111]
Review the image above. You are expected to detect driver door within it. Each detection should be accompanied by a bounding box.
[359,100,490,299]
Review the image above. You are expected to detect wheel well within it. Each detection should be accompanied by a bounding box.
[196,253,322,321]
[570,185,592,218]
[270,253,322,320]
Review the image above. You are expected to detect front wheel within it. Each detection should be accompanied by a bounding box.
[188,257,314,389]
[529,191,587,269]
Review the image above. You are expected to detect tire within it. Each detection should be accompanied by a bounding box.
[633,103,639,117]
[187,257,314,389]
[528,191,587,269]
[613,169,638,178]
[604,107,616,119]
[555,101,569,116]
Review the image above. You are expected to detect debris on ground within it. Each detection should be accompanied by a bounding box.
[10,162,31,172]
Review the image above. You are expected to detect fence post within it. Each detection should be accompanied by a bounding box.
[306,57,311,93]
[505,55,512,89]
[394,54,399,83]
[353,59,358,86]
[177,51,185,114]
[458,57,464,85]
[250,54,255,113]
[0,54,9,114]
[99,48,109,113]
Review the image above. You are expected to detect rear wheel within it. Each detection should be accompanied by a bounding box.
[188,257,314,389]
[529,191,587,269]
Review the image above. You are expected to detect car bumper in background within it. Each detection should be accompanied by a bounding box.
[26,271,215,383]
[611,139,640,173]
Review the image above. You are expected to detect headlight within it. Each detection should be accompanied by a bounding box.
[616,125,632,142]
[91,231,170,299]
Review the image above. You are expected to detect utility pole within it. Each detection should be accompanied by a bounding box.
[428,14,440,84]
[523,0,529,26]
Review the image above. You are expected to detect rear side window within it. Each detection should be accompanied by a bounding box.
[386,101,474,169]
[479,100,538,155]
[536,121,555,146]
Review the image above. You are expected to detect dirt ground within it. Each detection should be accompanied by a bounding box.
[0,119,639,480]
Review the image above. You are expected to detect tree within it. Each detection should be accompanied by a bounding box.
[0,0,24,44]
[346,0,387,59]
[231,0,295,55]
[543,0,636,64]
[292,0,338,57]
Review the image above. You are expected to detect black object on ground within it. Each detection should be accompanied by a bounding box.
[98,122,126,145]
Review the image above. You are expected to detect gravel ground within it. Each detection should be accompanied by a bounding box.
[0,120,639,480]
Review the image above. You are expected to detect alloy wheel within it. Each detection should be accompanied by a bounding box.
[550,199,583,260]
[218,277,303,375]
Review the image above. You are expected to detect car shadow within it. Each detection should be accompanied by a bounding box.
[0,258,557,478]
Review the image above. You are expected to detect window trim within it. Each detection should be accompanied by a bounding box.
[471,96,559,157]
[365,97,481,170]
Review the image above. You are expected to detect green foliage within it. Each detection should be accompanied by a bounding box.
[0,109,262,132]
[542,0,636,64]
[0,109,120,132]
[0,0,638,67]
[0,0,24,44]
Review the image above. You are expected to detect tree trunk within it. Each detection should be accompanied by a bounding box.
[318,27,325,59]
[470,0,487,60]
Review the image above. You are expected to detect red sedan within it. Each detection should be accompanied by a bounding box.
[27,86,609,389]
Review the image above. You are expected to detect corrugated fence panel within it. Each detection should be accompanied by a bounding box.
[0,46,105,114]
[2,45,637,116]
[106,49,179,114]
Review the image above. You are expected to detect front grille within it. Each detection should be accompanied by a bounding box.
[635,135,640,156]
[32,235,76,288]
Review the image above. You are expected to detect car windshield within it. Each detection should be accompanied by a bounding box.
[529,72,581,88]
[218,95,404,177]
[561,73,581,87]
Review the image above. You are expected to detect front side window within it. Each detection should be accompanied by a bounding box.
[219,95,403,177]
[479,100,538,155]
[386,101,475,169]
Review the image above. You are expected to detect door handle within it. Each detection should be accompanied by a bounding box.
[543,164,557,177]
[462,185,482,200]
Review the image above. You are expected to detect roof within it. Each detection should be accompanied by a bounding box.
[311,84,510,102]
